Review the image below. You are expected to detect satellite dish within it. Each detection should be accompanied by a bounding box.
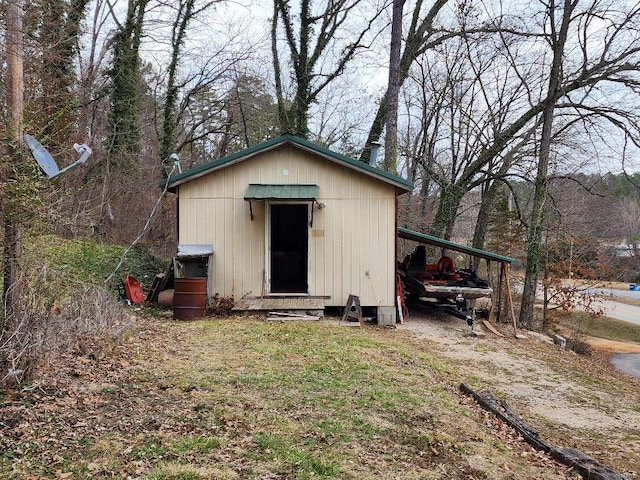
[24,134,58,178]
[24,134,92,179]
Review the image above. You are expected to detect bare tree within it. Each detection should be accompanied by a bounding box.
[521,0,610,329]
[159,0,220,169]
[399,15,534,241]
[361,0,452,163]
[401,0,640,254]
[77,0,113,144]
[271,0,386,138]
[398,56,448,222]
[151,37,256,167]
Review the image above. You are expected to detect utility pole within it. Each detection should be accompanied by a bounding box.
[3,0,25,320]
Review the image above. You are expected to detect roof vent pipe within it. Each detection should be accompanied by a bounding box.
[369,142,381,167]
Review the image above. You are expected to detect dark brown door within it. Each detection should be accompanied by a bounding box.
[270,204,308,293]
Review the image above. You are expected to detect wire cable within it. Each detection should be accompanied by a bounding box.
[104,167,175,285]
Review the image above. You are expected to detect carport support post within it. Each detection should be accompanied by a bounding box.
[487,260,498,324]
[505,263,518,334]
[493,262,506,323]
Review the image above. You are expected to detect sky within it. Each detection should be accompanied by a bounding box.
[81,0,640,175]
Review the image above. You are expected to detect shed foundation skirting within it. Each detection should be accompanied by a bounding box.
[233,297,325,313]
[377,306,396,325]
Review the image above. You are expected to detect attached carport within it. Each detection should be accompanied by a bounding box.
[397,227,518,327]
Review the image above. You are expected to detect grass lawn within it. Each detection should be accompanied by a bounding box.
[5,238,635,478]
[0,314,581,479]
[553,310,640,344]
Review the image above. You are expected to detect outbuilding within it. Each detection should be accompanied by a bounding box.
[162,134,414,323]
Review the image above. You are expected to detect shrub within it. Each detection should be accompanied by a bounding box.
[23,234,168,290]
[0,242,138,386]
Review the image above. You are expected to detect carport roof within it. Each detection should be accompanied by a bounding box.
[398,227,518,264]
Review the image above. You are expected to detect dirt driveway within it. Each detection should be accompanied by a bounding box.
[396,308,640,476]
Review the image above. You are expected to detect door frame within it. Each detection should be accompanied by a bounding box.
[265,201,310,295]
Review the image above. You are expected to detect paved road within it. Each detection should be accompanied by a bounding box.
[610,353,640,378]
[599,299,640,326]
[581,288,640,326]
[586,289,640,378]
[591,287,640,300]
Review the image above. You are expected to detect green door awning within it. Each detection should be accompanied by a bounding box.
[244,184,319,201]
[244,184,321,224]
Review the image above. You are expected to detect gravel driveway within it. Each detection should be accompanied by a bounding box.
[396,307,640,476]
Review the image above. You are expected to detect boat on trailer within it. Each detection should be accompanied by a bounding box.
[398,245,493,302]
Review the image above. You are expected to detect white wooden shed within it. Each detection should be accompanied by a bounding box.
[162,134,414,323]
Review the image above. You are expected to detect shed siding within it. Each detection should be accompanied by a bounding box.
[177,144,397,308]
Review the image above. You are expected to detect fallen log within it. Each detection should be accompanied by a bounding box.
[459,383,551,452]
[550,448,629,480]
[459,383,628,480]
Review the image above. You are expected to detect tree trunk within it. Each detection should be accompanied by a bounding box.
[160,0,196,170]
[361,0,451,163]
[39,0,89,143]
[429,183,466,239]
[471,179,500,269]
[382,0,405,174]
[519,0,576,329]
[293,0,312,139]
[107,0,149,167]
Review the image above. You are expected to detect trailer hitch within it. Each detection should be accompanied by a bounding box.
[441,293,477,335]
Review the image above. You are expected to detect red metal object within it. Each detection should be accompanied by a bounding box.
[124,275,145,303]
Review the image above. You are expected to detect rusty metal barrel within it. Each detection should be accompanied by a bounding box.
[172,278,207,320]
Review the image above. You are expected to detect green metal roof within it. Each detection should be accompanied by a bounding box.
[244,184,319,200]
[398,227,518,264]
[160,134,414,193]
